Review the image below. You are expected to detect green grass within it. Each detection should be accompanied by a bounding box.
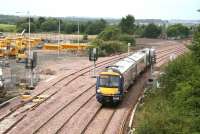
[0,23,16,32]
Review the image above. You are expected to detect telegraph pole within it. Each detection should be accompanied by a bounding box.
[27,11,34,89]
[58,18,61,56]
[28,11,31,57]
[77,18,80,45]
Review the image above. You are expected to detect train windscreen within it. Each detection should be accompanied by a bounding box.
[99,75,120,88]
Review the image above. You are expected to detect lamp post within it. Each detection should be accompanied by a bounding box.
[16,11,34,89]
[28,11,31,57]
[58,18,61,56]
[16,11,34,90]
[16,11,31,57]
[77,18,80,45]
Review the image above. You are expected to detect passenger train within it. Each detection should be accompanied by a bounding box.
[96,48,156,104]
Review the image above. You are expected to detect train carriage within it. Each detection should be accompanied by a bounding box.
[96,48,155,105]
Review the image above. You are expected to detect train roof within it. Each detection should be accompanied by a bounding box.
[113,58,135,73]
[129,50,146,61]
[110,50,147,74]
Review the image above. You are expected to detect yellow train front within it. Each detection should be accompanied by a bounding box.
[96,71,124,104]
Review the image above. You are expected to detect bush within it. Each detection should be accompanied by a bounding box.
[119,34,135,46]
[91,39,126,56]
[167,24,189,39]
[134,25,146,37]
[101,41,126,55]
[98,26,121,41]
[143,23,161,38]
[136,24,200,134]
[189,25,200,63]
[136,54,200,134]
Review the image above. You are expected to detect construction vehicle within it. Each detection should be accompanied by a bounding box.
[15,37,42,62]
[15,37,27,62]
[0,29,42,61]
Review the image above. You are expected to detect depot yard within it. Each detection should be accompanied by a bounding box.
[0,37,189,100]
[0,37,189,134]
[1,50,89,102]
[0,37,187,102]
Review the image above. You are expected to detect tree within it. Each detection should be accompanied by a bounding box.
[35,17,46,32]
[167,24,189,39]
[63,22,77,34]
[38,17,46,24]
[98,26,121,41]
[143,23,161,38]
[85,19,107,35]
[190,25,200,63]
[40,18,58,32]
[16,18,36,32]
[135,25,146,37]
[119,15,135,34]
[119,34,135,46]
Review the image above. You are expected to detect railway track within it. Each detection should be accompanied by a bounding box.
[155,45,188,68]
[0,53,126,113]
[0,53,127,134]
[0,43,188,134]
[83,44,188,134]
[35,86,97,134]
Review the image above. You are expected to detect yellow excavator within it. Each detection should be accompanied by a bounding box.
[0,30,42,62]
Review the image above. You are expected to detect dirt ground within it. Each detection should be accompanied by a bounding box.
[0,51,90,102]
[0,38,190,104]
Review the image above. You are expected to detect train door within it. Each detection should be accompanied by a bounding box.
[137,58,145,74]
[123,71,129,91]
[137,59,141,74]
[130,65,136,83]
[132,65,137,80]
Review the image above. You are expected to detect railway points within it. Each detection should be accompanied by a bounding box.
[0,39,188,134]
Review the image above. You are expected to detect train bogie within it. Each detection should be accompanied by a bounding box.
[96,93,123,105]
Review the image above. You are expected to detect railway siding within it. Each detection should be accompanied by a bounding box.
[0,40,189,134]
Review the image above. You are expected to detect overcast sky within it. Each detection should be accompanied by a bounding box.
[0,0,200,20]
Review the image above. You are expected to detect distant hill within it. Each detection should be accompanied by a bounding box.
[136,19,200,26]
[135,19,166,25]
[0,14,120,25]
[167,20,200,26]
[0,14,199,26]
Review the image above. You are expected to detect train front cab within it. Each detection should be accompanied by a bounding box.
[96,71,124,105]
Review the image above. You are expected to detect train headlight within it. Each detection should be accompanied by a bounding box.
[97,89,101,93]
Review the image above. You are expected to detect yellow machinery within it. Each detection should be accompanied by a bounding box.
[15,37,27,61]
[0,37,12,57]
[0,36,42,61]
[43,44,60,50]
[43,43,91,51]
[15,37,41,62]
